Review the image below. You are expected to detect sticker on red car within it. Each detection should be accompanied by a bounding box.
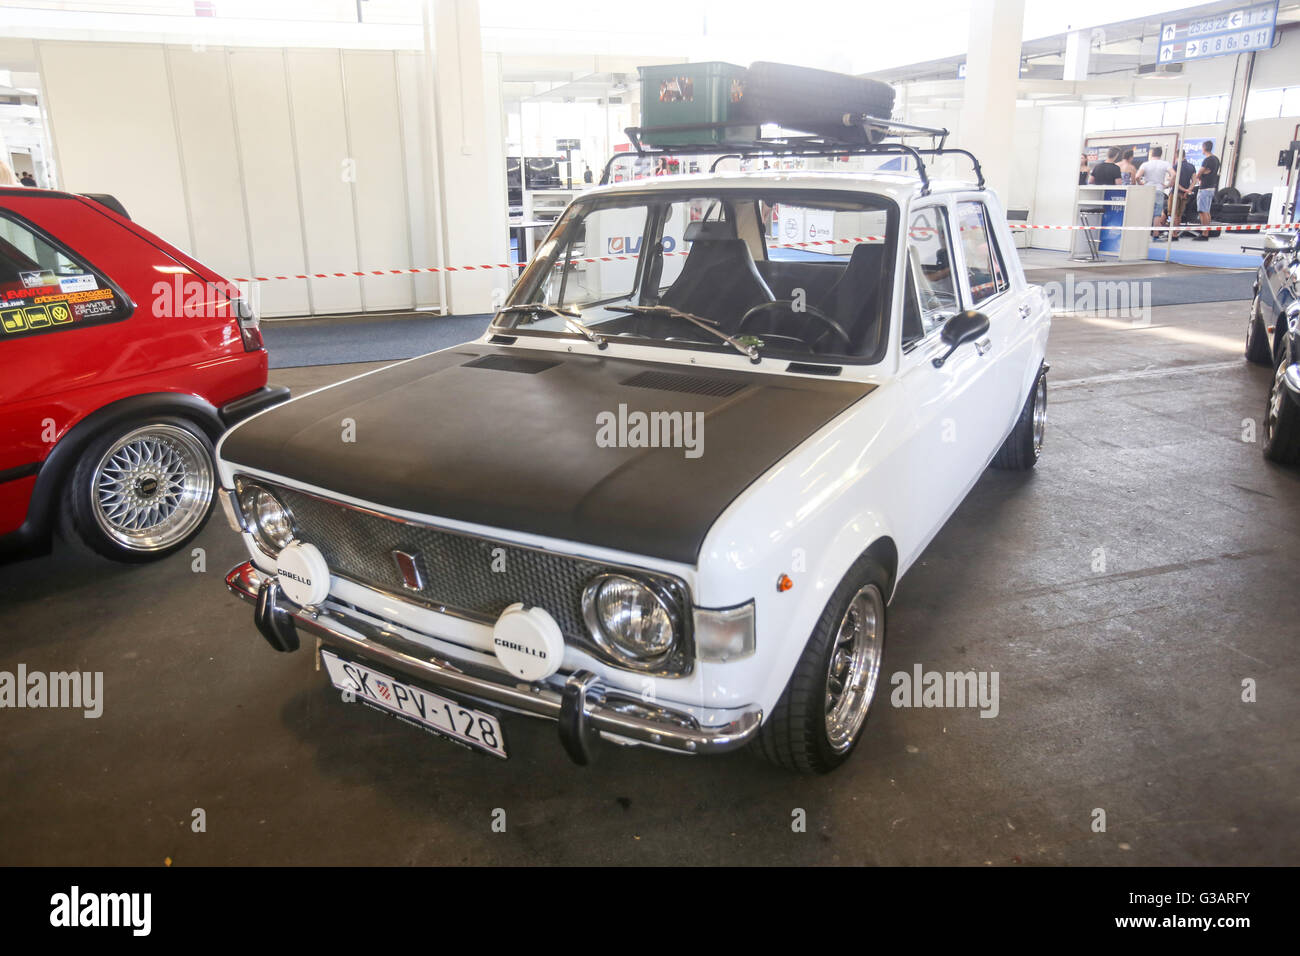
[0,290,119,339]
[35,286,114,305]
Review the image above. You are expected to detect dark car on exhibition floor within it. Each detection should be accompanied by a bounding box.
[0,187,287,563]
[1246,230,1300,464]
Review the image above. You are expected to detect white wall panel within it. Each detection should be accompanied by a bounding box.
[480,52,512,310]
[1009,104,1042,217]
[38,41,191,253]
[397,50,442,311]
[286,48,363,315]
[342,49,415,312]
[1032,106,1085,252]
[226,48,308,317]
[1251,28,1300,90]
[164,45,251,286]
[1239,116,1300,193]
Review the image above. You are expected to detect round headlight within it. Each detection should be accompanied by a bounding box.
[582,574,676,665]
[239,484,295,555]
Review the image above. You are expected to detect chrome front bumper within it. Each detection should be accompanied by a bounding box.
[225,561,762,763]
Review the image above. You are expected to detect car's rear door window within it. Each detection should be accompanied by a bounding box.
[0,213,129,341]
[955,201,1009,306]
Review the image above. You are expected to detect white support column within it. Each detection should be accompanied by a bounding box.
[421,0,507,315]
[1063,30,1090,82]
[959,0,1025,203]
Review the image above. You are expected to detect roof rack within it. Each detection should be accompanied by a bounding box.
[599,116,984,196]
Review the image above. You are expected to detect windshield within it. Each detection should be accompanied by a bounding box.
[496,189,898,363]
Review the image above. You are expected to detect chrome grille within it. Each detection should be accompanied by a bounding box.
[266,482,693,673]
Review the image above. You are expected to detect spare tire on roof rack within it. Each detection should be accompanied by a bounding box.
[736,62,896,145]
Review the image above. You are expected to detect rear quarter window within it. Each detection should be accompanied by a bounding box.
[0,212,131,342]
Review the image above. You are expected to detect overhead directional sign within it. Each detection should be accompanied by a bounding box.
[1157,1,1277,63]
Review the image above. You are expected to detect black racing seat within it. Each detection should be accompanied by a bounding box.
[659,219,774,328]
[816,242,886,354]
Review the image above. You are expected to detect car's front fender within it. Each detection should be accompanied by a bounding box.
[693,381,909,719]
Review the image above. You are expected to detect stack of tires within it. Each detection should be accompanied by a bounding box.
[736,62,896,145]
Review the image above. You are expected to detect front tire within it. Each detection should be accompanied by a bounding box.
[59,417,216,562]
[1245,296,1273,366]
[754,556,888,774]
[991,365,1047,470]
[1262,349,1300,465]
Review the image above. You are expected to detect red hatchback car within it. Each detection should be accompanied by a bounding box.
[0,188,286,562]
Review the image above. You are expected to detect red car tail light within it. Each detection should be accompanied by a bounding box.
[233,295,264,352]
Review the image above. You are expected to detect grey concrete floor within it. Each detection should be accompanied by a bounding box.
[1,289,1297,866]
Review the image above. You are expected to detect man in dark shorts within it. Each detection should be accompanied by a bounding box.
[1193,140,1221,241]
[1089,147,1123,186]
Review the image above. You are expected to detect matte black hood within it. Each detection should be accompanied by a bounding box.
[221,345,874,564]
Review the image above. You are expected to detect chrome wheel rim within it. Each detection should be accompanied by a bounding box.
[91,424,213,551]
[1032,375,1047,455]
[824,584,884,752]
[1268,358,1285,440]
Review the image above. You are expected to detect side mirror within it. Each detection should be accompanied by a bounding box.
[1263,233,1296,255]
[933,310,991,368]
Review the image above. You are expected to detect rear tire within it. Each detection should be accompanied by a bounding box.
[58,417,216,562]
[1262,348,1300,465]
[740,62,896,145]
[991,365,1047,470]
[1245,296,1273,366]
[754,556,888,774]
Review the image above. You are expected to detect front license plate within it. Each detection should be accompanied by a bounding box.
[320,649,507,759]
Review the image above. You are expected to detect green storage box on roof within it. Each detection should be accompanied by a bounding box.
[637,62,757,146]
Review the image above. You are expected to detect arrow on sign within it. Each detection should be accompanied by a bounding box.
[1229,11,1242,28]
[1161,46,1173,60]
[1163,25,1175,40]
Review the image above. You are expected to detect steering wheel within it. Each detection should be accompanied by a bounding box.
[738,300,852,351]
[920,288,957,313]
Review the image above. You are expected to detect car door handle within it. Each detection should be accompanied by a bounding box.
[1018,304,1032,319]
[975,336,992,356]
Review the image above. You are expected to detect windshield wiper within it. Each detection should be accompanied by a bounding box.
[608,304,760,363]
[500,303,607,349]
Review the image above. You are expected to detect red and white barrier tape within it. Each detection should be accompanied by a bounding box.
[230,236,888,282]
[230,223,1297,283]
[1007,221,1300,233]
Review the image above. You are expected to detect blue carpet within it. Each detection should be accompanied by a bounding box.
[1147,245,1264,269]
[262,312,493,369]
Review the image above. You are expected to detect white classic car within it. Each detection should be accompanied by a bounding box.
[217,149,1051,774]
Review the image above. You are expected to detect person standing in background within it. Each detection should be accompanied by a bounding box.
[1170,150,1197,240]
[1090,147,1122,186]
[1136,146,1173,234]
[1193,140,1220,241]
[19,171,37,187]
[1079,153,1090,186]
[1118,148,1139,185]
